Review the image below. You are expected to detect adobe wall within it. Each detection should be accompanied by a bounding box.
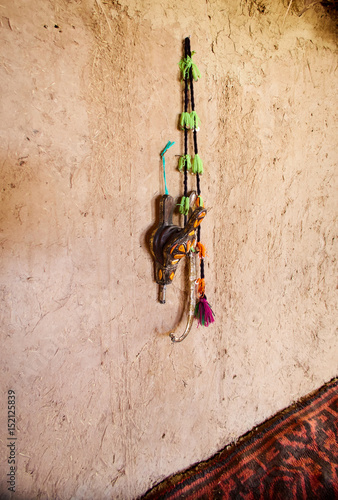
[0,1,336,498]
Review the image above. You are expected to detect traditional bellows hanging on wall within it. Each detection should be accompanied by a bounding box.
[150,37,214,342]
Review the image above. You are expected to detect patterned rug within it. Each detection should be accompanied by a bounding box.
[142,378,338,499]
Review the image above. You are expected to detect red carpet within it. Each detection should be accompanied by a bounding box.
[142,378,338,499]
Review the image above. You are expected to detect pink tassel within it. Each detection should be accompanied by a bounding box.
[194,297,215,327]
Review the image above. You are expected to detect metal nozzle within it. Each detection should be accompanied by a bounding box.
[159,284,166,304]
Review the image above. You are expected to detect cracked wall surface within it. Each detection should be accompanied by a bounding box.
[0,0,337,498]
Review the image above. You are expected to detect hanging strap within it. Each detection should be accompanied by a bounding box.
[185,40,205,286]
[183,37,191,224]
[160,141,175,195]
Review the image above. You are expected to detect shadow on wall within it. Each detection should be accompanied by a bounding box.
[291,0,338,31]
[248,0,338,40]
[300,0,338,16]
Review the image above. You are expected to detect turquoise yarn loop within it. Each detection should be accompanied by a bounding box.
[160,141,175,195]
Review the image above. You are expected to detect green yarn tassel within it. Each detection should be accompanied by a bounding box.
[180,112,201,130]
[190,111,201,130]
[197,195,204,207]
[178,52,201,81]
[191,59,201,82]
[178,56,190,80]
[180,112,191,130]
[179,196,190,215]
[178,154,192,172]
[185,196,190,213]
[178,196,185,214]
[178,156,184,171]
[192,154,203,175]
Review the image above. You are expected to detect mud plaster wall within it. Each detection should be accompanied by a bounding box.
[0,0,337,498]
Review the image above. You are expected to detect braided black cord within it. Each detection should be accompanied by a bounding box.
[188,52,201,197]
[185,37,204,283]
[183,38,190,226]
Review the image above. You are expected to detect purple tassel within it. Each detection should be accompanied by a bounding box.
[194,297,215,327]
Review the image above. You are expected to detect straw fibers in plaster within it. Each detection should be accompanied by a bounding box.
[0,0,337,498]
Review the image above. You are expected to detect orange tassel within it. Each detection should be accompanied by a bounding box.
[196,242,206,260]
[197,278,205,295]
